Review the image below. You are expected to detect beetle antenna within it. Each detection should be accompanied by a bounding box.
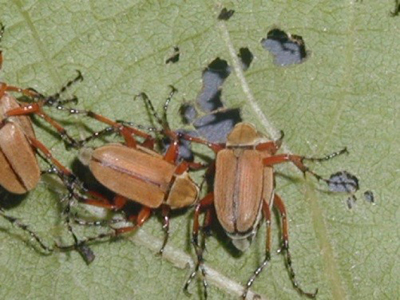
[136,86,178,131]
[162,85,178,130]
[136,92,164,128]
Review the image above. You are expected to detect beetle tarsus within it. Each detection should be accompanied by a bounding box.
[0,209,53,253]
[281,245,318,298]
[158,205,170,255]
[243,257,270,299]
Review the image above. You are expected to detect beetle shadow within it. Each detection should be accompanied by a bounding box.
[274,171,305,185]
[70,157,192,244]
[0,188,27,209]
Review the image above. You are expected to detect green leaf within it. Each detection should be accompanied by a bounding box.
[0,1,398,299]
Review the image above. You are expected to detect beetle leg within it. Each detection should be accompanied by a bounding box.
[74,217,126,227]
[6,103,80,147]
[256,131,284,155]
[58,206,153,251]
[75,194,118,210]
[0,208,53,253]
[43,70,83,104]
[184,192,214,298]
[274,194,318,298]
[242,198,272,299]
[0,84,41,98]
[27,136,76,180]
[113,206,152,235]
[164,137,208,170]
[40,165,95,260]
[76,126,117,146]
[113,194,128,209]
[263,148,348,183]
[177,132,225,153]
[36,110,80,147]
[0,83,6,99]
[68,110,155,149]
[163,138,179,163]
[158,204,171,254]
[302,147,348,164]
[61,193,95,264]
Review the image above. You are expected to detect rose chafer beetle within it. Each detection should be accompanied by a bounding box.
[180,122,347,299]
[56,88,203,253]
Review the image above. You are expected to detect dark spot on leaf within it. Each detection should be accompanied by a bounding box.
[165,46,180,64]
[346,195,357,209]
[218,8,235,20]
[261,28,307,66]
[238,47,253,71]
[363,190,375,204]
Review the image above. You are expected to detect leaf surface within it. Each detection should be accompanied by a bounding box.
[0,1,398,299]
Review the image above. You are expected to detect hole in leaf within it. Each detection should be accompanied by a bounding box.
[165,46,180,64]
[238,47,253,71]
[261,28,307,66]
[218,8,235,20]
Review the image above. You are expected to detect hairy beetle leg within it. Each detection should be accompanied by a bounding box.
[0,208,53,253]
[184,192,214,298]
[242,198,272,299]
[274,194,318,298]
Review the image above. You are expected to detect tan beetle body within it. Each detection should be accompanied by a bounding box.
[83,143,199,210]
[183,121,346,298]
[214,123,274,250]
[55,88,204,253]
[0,26,96,256]
[0,93,40,194]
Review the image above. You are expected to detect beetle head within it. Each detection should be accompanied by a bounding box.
[78,147,94,166]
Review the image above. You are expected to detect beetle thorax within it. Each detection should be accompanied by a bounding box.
[226,122,263,147]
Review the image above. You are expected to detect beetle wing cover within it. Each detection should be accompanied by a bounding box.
[0,94,36,138]
[90,144,176,208]
[215,149,264,234]
[0,123,40,194]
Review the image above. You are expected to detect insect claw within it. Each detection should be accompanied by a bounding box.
[75,69,84,81]
[168,84,178,93]
[183,285,192,296]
